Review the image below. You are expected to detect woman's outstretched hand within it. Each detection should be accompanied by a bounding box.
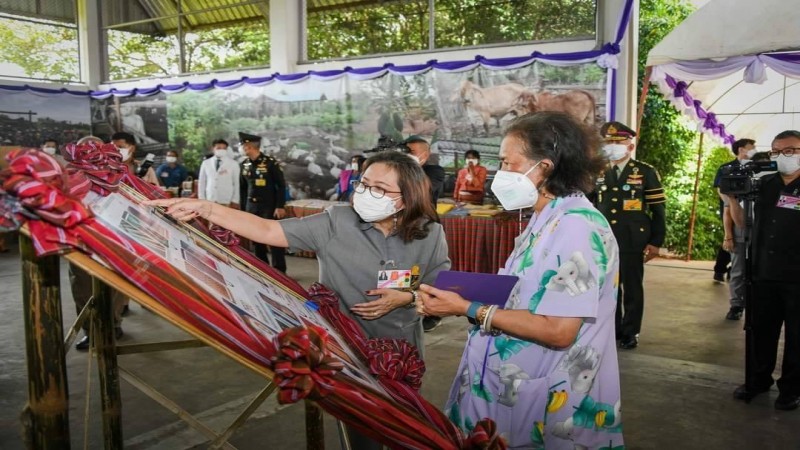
[143,198,212,222]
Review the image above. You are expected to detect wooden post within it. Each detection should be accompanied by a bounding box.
[92,279,123,449]
[686,133,705,261]
[19,233,71,449]
[305,400,324,450]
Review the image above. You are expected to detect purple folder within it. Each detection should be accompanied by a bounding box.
[433,271,519,307]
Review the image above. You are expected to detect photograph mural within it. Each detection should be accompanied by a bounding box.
[90,60,607,201]
[0,90,91,147]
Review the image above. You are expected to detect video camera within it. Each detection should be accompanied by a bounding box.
[365,135,409,154]
[718,160,777,196]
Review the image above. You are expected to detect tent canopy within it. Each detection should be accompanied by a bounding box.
[646,0,800,150]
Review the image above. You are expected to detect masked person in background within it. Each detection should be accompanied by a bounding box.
[418,112,623,449]
[592,121,666,350]
[726,130,800,411]
[111,131,159,185]
[335,155,367,201]
[41,137,67,166]
[198,139,240,209]
[453,150,488,204]
[146,150,450,450]
[155,149,189,189]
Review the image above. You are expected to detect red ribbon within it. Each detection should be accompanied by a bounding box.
[464,419,507,450]
[63,142,127,196]
[1,148,93,255]
[366,338,424,390]
[271,325,344,404]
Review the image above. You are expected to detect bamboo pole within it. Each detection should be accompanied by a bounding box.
[92,278,123,449]
[686,133,706,261]
[19,233,71,449]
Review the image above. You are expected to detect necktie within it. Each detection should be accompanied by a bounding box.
[215,158,221,171]
[610,165,620,184]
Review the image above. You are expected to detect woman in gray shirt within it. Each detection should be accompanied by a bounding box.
[147,150,450,352]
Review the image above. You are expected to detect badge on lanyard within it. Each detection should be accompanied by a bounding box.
[376,260,416,289]
[776,194,800,211]
[255,179,267,186]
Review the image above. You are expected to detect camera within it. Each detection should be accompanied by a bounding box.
[365,135,409,154]
[718,160,777,196]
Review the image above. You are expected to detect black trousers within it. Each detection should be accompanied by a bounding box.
[749,281,800,395]
[246,203,287,273]
[616,251,645,338]
[713,246,731,275]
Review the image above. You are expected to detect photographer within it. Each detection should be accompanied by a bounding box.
[725,130,800,411]
[716,138,756,320]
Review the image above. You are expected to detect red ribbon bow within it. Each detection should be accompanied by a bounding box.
[0,148,93,255]
[366,338,425,390]
[63,142,126,196]
[464,419,507,450]
[271,325,344,404]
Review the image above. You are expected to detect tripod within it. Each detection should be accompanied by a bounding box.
[740,193,758,401]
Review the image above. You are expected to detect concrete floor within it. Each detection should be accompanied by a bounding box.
[1,237,799,449]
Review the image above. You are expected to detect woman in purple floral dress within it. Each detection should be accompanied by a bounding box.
[420,112,624,449]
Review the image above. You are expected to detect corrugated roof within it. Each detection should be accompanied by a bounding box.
[0,0,76,24]
[0,0,416,33]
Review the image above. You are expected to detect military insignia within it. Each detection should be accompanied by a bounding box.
[622,185,631,191]
[597,177,605,183]
[632,166,639,174]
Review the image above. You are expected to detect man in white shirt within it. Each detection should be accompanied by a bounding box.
[198,139,240,208]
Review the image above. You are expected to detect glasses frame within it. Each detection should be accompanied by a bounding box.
[354,181,402,199]
[769,147,800,158]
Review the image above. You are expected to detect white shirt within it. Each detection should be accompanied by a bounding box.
[198,156,240,205]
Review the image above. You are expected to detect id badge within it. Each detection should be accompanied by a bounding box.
[255,179,267,186]
[623,199,643,211]
[377,269,412,289]
[776,194,800,211]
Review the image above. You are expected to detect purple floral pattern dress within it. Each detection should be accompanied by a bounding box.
[445,194,624,449]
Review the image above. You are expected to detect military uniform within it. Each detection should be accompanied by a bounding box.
[593,122,666,347]
[241,149,287,273]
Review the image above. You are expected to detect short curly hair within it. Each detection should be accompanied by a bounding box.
[503,112,606,196]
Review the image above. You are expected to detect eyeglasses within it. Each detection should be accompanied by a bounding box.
[354,181,402,199]
[769,147,800,157]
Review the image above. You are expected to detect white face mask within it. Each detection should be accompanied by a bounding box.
[118,147,130,161]
[491,163,541,210]
[466,158,478,166]
[350,162,359,171]
[352,189,402,222]
[42,146,56,156]
[745,149,757,159]
[408,154,421,165]
[214,149,228,158]
[165,156,177,164]
[602,143,630,161]
[775,154,800,175]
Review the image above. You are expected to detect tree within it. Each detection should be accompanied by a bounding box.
[0,17,79,81]
[637,0,728,259]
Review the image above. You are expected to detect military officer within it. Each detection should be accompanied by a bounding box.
[239,132,288,273]
[593,121,666,350]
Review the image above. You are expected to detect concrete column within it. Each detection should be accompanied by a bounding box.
[269,0,301,75]
[605,0,640,127]
[76,0,103,88]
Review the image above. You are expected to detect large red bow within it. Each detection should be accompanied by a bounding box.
[271,325,344,404]
[0,148,93,255]
[63,142,126,196]
[367,338,424,390]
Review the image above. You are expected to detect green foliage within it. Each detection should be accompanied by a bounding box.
[636,0,731,259]
[0,18,79,81]
[306,0,596,60]
[661,145,732,259]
